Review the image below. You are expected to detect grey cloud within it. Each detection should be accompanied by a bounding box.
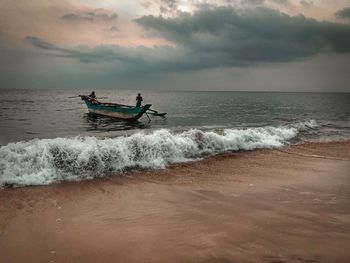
[242,0,265,5]
[109,26,119,32]
[159,0,178,14]
[25,35,188,74]
[27,6,350,76]
[62,10,118,22]
[88,12,118,20]
[136,6,350,59]
[300,0,313,7]
[161,0,178,9]
[271,0,289,4]
[62,13,93,21]
[141,1,152,9]
[25,36,66,51]
[335,7,350,19]
[26,36,117,62]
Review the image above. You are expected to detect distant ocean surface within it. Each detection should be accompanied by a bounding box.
[0,89,349,187]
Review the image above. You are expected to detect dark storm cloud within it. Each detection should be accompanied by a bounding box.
[61,10,118,22]
[136,6,350,58]
[27,6,350,75]
[335,7,350,19]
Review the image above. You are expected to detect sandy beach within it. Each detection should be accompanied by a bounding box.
[1,141,350,263]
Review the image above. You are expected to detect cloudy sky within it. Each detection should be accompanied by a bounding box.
[0,0,349,91]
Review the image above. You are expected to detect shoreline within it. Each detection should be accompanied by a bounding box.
[1,140,350,262]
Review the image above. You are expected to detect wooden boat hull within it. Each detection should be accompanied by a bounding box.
[82,98,151,121]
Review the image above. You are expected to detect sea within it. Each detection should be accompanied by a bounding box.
[0,89,349,187]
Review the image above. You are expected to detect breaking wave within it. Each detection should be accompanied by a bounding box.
[0,120,318,187]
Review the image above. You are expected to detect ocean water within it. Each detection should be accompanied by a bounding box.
[0,89,349,187]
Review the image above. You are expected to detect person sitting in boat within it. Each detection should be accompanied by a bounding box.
[136,93,143,107]
[88,91,98,104]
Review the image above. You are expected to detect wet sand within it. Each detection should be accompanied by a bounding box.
[1,141,350,263]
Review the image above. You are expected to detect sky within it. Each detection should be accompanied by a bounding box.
[0,0,349,92]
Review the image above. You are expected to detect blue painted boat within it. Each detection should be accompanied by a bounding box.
[80,95,151,121]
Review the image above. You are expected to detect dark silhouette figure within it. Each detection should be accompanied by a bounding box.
[136,93,143,107]
[89,91,97,103]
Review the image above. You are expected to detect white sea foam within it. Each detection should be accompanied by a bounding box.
[0,120,318,187]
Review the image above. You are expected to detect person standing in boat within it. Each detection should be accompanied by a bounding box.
[136,93,143,107]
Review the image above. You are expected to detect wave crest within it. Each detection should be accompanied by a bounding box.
[0,121,317,187]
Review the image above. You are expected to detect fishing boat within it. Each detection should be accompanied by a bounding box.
[80,95,152,121]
